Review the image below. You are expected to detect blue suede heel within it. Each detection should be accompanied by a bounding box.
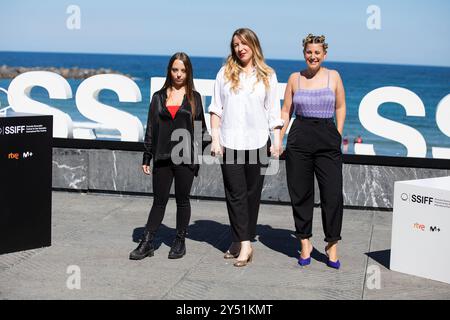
[298,256,311,266]
[325,245,341,269]
[326,259,341,269]
[298,245,313,267]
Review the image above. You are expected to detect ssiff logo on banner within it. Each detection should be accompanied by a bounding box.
[401,193,434,205]
[0,125,25,135]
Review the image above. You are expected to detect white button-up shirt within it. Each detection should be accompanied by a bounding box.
[209,66,284,150]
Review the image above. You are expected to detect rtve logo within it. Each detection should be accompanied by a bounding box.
[401,193,434,205]
[8,152,20,160]
[413,223,441,232]
[7,151,33,160]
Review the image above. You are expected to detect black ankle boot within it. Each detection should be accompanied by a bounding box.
[129,230,155,260]
[168,230,186,259]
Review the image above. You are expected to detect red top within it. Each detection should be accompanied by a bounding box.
[166,105,180,119]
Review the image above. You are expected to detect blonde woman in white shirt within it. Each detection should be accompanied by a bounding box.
[209,28,283,267]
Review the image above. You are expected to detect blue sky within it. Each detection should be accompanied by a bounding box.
[1,0,449,66]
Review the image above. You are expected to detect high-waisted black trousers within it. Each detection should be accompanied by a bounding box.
[220,143,270,242]
[286,117,343,243]
[145,160,195,233]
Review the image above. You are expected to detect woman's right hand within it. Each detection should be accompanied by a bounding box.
[211,140,223,157]
[142,165,151,175]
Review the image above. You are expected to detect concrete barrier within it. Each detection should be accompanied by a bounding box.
[52,148,450,209]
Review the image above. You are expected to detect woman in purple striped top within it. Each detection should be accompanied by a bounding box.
[279,34,346,269]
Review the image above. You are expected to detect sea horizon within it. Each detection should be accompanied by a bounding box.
[2,50,450,70]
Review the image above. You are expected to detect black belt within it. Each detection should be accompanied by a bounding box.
[295,116,334,123]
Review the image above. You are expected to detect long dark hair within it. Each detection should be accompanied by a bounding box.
[162,52,196,118]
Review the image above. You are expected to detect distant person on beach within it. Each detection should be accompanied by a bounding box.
[342,136,349,153]
[209,28,283,267]
[130,52,210,260]
[279,34,346,269]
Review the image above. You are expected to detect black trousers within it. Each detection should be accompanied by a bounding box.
[220,144,269,242]
[145,160,195,233]
[286,117,343,243]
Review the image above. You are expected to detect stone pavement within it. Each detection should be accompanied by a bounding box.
[0,191,449,300]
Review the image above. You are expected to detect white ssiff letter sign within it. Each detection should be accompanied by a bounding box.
[5,71,450,159]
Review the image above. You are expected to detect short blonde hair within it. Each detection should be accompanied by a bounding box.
[302,34,328,52]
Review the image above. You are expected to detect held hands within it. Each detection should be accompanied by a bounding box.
[142,165,151,175]
[270,140,283,159]
[269,129,283,159]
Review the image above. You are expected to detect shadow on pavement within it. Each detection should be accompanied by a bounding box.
[132,220,334,265]
[365,249,391,269]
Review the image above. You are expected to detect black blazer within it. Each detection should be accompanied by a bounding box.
[142,89,210,176]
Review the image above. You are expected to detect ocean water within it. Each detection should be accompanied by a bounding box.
[1,51,449,158]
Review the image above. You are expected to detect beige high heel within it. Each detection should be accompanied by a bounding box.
[233,251,253,267]
[224,243,241,259]
[223,250,239,259]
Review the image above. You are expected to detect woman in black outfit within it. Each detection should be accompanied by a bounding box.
[130,52,209,260]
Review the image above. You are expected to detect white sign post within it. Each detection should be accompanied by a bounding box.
[391,176,450,284]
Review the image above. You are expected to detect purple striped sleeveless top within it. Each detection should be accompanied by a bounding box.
[293,71,336,118]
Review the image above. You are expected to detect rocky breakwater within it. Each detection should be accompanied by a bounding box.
[0,65,131,79]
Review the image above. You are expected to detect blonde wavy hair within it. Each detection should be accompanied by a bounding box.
[302,34,328,52]
[224,28,273,93]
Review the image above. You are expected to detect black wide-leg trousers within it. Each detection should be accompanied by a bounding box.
[220,144,269,242]
[286,117,343,243]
